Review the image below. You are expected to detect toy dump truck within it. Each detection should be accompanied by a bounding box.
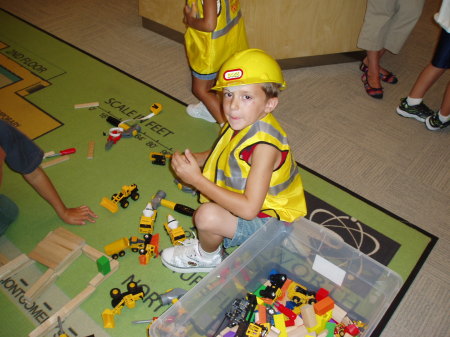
[104,237,130,259]
[100,184,140,213]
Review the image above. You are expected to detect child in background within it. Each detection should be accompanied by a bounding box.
[161,49,307,273]
[396,0,450,130]
[0,120,97,235]
[184,0,248,125]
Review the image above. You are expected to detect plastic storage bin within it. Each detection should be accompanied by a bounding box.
[149,217,403,337]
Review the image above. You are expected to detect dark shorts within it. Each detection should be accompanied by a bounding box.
[432,29,450,69]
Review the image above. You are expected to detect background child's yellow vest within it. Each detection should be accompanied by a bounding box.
[185,0,248,75]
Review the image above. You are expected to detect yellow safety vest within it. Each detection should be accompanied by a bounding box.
[200,113,307,222]
[185,0,248,75]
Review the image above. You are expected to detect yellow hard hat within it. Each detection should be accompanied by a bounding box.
[212,49,286,91]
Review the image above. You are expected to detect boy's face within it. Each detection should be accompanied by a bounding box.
[222,84,278,131]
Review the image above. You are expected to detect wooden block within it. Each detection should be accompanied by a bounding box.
[89,273,105,288]
[41,155,70,169]
[0,253,9,266]
[301,304,317,329]
[331,304,347,323]
[87,140,95,159]
[29,240,71,268]
[24,268,57,302]
[53,227,85,246]
[74,102,99,109]
[82,244,105,261]
[286,325,308,337]
[0,254,33,279]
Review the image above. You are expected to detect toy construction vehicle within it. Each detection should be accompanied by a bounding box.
[100,184,139,213]
[149,152,172,166]
[102,281,145,328]
[139,203,157,234]
[104,237,130,259]
[138,233,159,265]
[104,235,148,259]
[164,215,187,245]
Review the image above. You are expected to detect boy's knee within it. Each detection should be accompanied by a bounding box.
[194,203,219,230]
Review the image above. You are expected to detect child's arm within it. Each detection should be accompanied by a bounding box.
[184,0,217,32]
[23,167,98,225]
[172,145,280,220]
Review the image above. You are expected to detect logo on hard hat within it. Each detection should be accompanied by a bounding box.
[223,68,243,81]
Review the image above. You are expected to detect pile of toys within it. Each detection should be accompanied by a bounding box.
[101,185,195,265]
[214,272,365,337]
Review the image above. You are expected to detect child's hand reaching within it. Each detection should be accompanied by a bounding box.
[171,149,203,187]
[58,205,98,225]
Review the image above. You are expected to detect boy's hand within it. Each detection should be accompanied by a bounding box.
[171,149,202,187]
[59,205,98,225]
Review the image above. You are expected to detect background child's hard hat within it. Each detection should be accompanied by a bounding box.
[212,49,286,91]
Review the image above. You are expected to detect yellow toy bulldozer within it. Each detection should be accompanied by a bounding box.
[100,184,140,213]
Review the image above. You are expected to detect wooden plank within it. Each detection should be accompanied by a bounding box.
[0,254,33,279]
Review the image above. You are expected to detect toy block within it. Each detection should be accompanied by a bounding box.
[314,296,334,316]
[344,324,360,336]
[24,268,57,302]
[0,253,9,266]
[82,244,106,261]
[87,140,95,159]
[317,330,328,337]
[325,322,336,337]
[89,273,106,288]
[315,288,329,302]
[273,313,287,337]
[301,304,317,329]
[286,325,308,337]
[256,304,267,324]
[97,255,111,275]
[74,101,99,109]
[0,253,33,279]
[41,155,70,169]
[51,227,85,249]
[331,304,347,323]
[279,278,292,301]
[268,326,281,337]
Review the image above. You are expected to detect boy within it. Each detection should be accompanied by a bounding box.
[161,49,307,273]
[184,0,248,125]
[0,120,97,235]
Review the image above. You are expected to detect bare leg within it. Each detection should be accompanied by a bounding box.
[194,202,238,252]
[409,64,446,99]
[191,76,225,124]
[439,81,450,117]
[363,49,394,76]
[364,50,382,88]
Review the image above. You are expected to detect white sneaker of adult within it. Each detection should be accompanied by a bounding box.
[161,238,224,273]
[186,102,216,123]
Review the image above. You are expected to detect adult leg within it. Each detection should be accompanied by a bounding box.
[191,76,225,124]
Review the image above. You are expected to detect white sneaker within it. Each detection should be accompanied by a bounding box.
[161,238,224,273]
[186,102,216,123]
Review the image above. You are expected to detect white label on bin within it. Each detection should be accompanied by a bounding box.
[312,255,346,286]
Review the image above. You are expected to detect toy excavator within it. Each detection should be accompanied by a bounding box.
[102,281,144,328]
[100,184,140,213]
